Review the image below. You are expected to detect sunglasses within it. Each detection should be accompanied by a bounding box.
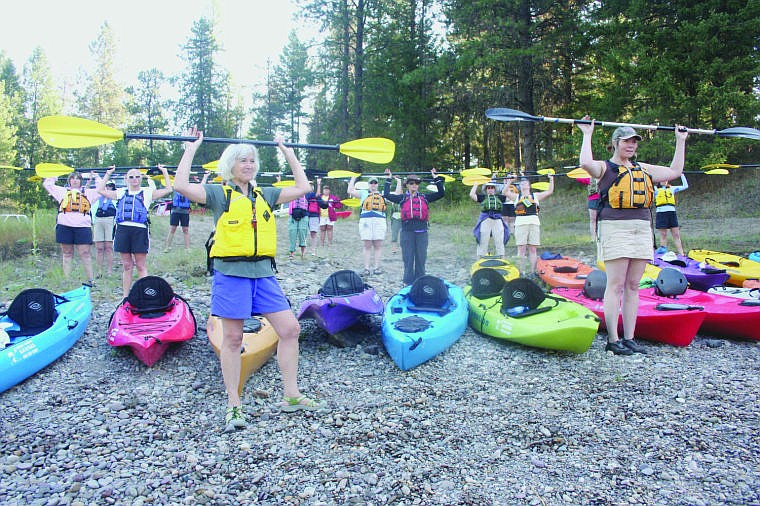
[127,175,142,179]
[407,180,420,185]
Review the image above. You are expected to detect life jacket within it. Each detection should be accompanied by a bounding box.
[400,193,429,221]
[481,194,502,212]
[362,192,386,212]
[307,194,321,214]
[116,191,149,224]
[209,186,276,261]
[94,196,117,218]
[514,194,539,216]
[172,191,192,209]
[59,190,91,215]
[601,161,654,209]
[655,187,676,207]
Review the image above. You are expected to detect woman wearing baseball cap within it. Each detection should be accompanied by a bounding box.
[578,118,688,355]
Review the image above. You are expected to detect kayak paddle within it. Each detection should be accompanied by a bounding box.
[485,108,760,140]
[38,115,396,164]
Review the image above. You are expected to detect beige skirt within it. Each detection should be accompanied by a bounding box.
[597,219,653,262]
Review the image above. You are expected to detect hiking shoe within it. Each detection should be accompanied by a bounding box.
[605,341,634,356]
[224,406,246,432]
[622,339,647,354]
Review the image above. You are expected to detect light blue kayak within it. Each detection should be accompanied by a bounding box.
[382,276,468,371]
[0,284,92,393]
[749,251,760,263]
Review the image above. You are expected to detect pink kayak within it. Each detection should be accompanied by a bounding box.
[552,286,706,347]
[640,287,760,341]
[107,276,197,366]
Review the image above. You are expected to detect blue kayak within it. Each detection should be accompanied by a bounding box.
[382,276,468,371]
[749,251,760,263]
[0,285,92,393]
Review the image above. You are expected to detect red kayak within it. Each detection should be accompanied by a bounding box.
[107,276,197,366]
[553,286,706,347]
[640,287,760,341]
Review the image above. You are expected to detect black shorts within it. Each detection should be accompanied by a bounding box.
[501,203,516,218]
[170,212,190,227]
[114,224,150,253]
[55,224,92,245]
[655,210,679,229]
[587,199,601,210]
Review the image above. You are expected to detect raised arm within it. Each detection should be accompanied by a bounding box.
[535,174,555,200]
[276,136,310,204]
[469,183,480,202]
[97,167,119,200]
[151,164,174,199]
[347,176,360,198]
[577,116,605,179]
[502,178,518,201]
[173,127,207,204]
[641,127,688,184]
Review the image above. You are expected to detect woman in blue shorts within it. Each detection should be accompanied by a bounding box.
[173,128,324,432]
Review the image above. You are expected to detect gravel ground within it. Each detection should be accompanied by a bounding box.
[1,214,759,505]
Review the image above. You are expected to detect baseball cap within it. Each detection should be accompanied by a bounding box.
[368,177,379,183]
[406,175,421,184]
[611,126,642,142]
[484,181,497,188]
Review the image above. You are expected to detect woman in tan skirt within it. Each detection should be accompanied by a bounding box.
[578,118,688,355]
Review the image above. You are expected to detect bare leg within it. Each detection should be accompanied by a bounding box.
[265,310,303,398]
[658,228,668,250]
[670,227,684,256]
[182,226,190,248]
[76,243,93,281]
[133,253,148,280]
[60,244,74,277]
[372,239,383,270]
[120,253,135,298]
[219,318,244,407]
[362,241,372,270]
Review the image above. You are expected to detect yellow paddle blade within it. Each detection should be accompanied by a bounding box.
[537,168,555,175]
[700,163,738,170]
[565,168,589,179]
[339,138,395,164]
[203,160,219,170]
[461,167,491,177]
[212,175,223,183]
[152,174,174,184]
[531,181,550,191]
[38,115,124,148]
[0,165,24,170]
[273,180,296,187]
[341,198,361,207]
[705,168,729,175]
[28,175,43,183]
[35,162,75,178]
[461,175,492,186]
[328,170,361,179]
[440,174,456,182]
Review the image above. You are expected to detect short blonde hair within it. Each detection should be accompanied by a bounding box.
[217,144,260,182]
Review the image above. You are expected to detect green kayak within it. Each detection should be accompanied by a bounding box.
[465,270,600,353]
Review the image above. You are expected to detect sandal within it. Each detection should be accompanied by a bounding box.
[280,395,325,413]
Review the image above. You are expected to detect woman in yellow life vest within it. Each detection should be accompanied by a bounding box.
[578,118,688,356]
[503,174,555,273]
[43,171,102,284]
[173,128,323,432]
[348,175,388,275]
[654,175,688,255]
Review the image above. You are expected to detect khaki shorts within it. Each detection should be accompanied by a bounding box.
[359,217,387,241]
[319,216,335,227]
[92,216,115,242]
[514,222,540,246]
[597,219,653,262]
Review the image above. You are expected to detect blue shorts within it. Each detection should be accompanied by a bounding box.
[55,224,92,245]
[211,272,291,319]
[114,224,149,253]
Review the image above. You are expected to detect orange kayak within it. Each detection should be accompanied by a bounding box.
[536,256,594,289]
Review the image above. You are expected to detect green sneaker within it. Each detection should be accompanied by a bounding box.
[224,406,246,432]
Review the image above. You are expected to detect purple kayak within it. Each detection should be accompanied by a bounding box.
[652,251,729,291]
[297,270,384,335]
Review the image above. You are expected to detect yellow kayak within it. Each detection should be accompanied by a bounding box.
[687,249,760,287]
[206,315,279,396]
[596,260,661,286]
[470,256,520,281]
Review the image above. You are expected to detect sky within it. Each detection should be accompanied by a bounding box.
[0,0,319,102]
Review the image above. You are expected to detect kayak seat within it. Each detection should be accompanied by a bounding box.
[664,259,687,268]
[501,278,545,314]
[470,268,506,299]
[408,275,450,314]
[320,270,367,297]
[553,265,578,273]
[700,266,726,274]
[654,268,688,297]
[479,259,508,268]
[582,270,607,300]
[2,288,65,338]
[127,276,176,316]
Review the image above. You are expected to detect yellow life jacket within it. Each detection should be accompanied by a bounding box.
[514,194,539,216]
[209,186,276,260]
[655,187,676,207]
[59,190,91,215]
[603,162,654,209]
[362,192,386,212]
